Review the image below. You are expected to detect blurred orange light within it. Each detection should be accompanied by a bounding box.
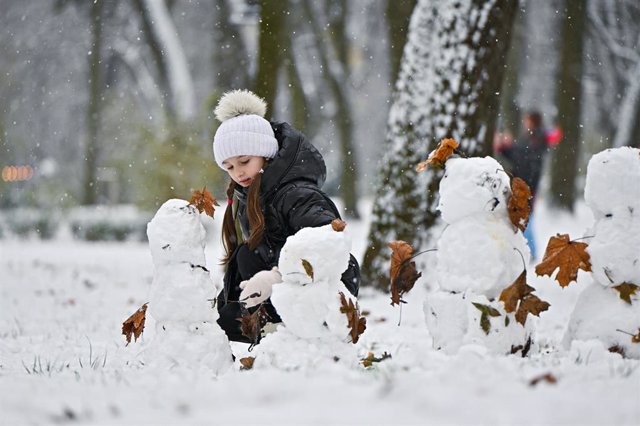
[2,165,34,182]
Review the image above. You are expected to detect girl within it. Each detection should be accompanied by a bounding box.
[212,90,361,343]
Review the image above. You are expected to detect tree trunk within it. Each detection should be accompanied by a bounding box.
[254,0,288,116]
[302,0,360,218]
[212,0,250,90]
[498,7,523,135]
[361,0,518,290]
[132,0,195,123]
[613,61,640,149]
[82,0,103,205]
[386,0,417,84]
[142,0,195,122]
[549,0,586,211]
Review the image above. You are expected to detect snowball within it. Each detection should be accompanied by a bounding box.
[435,215,530,299]
[584,147,640,219]
[586,216,640,287]
[424,291,533,355]
[563,281,640,359]
[278,224,351,285]
[437,157,511,224]
[147,199,206,266]
[270,224,360,342]
[148,264,217,323]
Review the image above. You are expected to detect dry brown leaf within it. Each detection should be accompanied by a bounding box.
[612,283,639,305]
[301,259,314,281]
[499,270,535,313]
[535,234,591,287]
[331,219,347,232]
[237,305,270,345]
[189,186,220,217]
[339,292,367,344]
[632,329,640,344]
[239,356,255,370]
[508,177,532,231]
[529,373,557,386]
[415,138,459,171]
[122,303,148,345]
[388,241,422,306]
[515,294,550,326]
[499,270,550,326]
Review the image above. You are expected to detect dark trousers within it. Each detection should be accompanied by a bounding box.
[216,244,281,343]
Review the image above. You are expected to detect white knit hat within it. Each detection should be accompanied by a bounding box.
[212,89,279,169]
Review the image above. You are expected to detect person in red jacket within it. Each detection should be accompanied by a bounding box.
[497,110,550,259]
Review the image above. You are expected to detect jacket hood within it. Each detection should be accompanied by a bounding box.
[235,122,327,202]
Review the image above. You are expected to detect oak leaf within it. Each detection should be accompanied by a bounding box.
[472,302,501,335]
[122,303,148,345]
[189,186,219,218]
[388,241,422,306]
[415,138,459,171]
[535,234,591,287]
[508,177,532,231]
[239,356,255,370]
[612,283,639,305]
[301,259,314,281]
[339,292,367,344]
[331,219,347,232]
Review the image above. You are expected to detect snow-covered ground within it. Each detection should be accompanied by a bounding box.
[1,199,639,425]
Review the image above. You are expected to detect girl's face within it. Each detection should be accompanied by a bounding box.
[222,155,266,187]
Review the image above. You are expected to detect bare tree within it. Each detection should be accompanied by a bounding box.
[254,0,288,114]
[587,0,640,149]
[548,0,587,211]
[132,0,196,123]
[301,0,360,218]
[361,0,518,290]
[386,0,417,84]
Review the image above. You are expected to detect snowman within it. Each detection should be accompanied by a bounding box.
[249,224,363,370]
[563,147,640,358]
[424,156,535,355]
[143,199,233,374]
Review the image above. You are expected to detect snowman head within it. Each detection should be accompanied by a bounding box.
[437,157,511,224]
[278,224,351,286]
[147,199,207,265]
[584,147,640,219]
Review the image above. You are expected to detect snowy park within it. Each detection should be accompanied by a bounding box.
[2,172,639,424]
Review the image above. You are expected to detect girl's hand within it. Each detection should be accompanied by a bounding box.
[239,267,282,308]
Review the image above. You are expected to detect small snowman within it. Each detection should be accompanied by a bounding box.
[144,199,233,374]
[563,147,640,358]
[424,156,536,355]
[249,223,364,370]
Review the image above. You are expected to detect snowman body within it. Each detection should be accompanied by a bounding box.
[144,199,233,374]
[251,224,361,369]
[425,157,534,354]
[563,147,640,358]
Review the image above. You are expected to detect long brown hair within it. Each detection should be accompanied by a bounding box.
[221,173,266,264]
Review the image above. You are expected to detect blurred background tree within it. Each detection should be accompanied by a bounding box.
[1,0,639,263]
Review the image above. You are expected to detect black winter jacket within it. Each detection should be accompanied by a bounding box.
[216,121,361,342]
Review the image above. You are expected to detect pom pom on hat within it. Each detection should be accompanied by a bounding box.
[215,89,267,122]
[212,89,278,169]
